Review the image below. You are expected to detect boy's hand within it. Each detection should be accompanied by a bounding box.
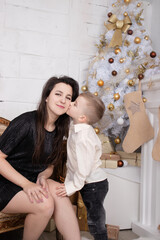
[56,184,67,197]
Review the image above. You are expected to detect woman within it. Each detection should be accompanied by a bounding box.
[0,76,80,240]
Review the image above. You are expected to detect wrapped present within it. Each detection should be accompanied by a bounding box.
[100,159,106,168]
[98,134,114,153]
[117,151,141,167]
[101,152,120,161]
[105,160,118,169]
[106,224,119,240]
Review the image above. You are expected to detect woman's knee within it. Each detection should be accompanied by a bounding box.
[47,179,61,196]
[35,195,54,218]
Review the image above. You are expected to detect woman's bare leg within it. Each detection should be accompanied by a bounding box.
[2,191,54,240]
[47,179,81,240]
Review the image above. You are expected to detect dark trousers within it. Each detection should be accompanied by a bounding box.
[80,179,109,240]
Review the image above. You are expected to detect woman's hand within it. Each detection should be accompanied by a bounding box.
[36,165,53,193]
[56,184,67,197]
[23,181,48,203]
[36,176,49,193]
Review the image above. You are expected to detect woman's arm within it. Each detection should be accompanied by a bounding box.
[0,150,48,203]
[36,165,54,191]
[37,165,54,180]
[0,150,31,188]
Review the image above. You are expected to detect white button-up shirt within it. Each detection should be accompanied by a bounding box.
[65,123,108,196]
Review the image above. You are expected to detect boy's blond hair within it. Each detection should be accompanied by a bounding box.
[80,92,105,125]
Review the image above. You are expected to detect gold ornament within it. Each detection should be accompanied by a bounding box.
[144,35,149,40]
[94,92,98,96]
[81,85,88,92]
[114,137,121,144]
[127,79,135,87]
[115,48,121,54]
[123,12,128,17]
[142,97,147,103]
[125,68,130,74]
[124,0,130,3]
[97,79,104,87]
[114,93,120,101]
[94,127,100,134]
[107,103,114,111]
[119,58,125,63]
[112,4,115,7]
[134,37,141,44]
[137,3,141,7]
[105,14,132,47]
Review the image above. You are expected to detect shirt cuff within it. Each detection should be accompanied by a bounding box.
[65,181,79,196]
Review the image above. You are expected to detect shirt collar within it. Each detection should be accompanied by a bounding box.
[70,122,90,133]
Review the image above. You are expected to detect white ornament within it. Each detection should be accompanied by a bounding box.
[117,117,124,125]
[123,160,128,167]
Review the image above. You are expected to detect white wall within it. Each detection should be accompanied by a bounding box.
[0,0,159,120]
[151,0,160,53]
[0,0,108,120]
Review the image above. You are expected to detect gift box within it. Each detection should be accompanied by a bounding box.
[101,152,121,161]
[100,152,120,169]
[106,224,119,240]
[105,160,118,169]
[100,159,106,168]
[98,134,114,153]
[117,151,141,167]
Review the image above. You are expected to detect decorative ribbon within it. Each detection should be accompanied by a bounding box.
[105,14,132,48]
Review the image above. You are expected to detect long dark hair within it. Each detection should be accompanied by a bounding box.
[33,76,79,165]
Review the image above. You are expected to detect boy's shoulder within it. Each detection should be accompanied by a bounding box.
[71,123,91,133]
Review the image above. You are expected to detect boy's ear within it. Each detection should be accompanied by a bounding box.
[79,115,87,123]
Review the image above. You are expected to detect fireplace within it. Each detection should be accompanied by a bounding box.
[132,74,160,240]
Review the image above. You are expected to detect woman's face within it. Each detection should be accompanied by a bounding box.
[46,82,73,118]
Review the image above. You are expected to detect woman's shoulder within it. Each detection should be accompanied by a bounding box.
[12,110,37,123]
[9,110,37,129]
[0,111,37,147]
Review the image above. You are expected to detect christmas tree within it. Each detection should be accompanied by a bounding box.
[81,0,160,151]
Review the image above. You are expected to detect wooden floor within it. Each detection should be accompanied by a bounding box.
[0,228,139,240]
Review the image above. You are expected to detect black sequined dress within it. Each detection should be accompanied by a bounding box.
[0,111,55,211]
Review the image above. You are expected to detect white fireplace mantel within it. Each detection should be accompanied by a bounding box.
[132,74,160,240]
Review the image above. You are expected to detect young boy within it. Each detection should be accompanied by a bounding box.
[56,92,108,240]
